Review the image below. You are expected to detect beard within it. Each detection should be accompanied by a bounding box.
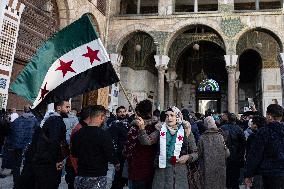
[60,112,69,118]
[118,115,126,120]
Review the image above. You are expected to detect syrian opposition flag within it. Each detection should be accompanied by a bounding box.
[10,14,119,110]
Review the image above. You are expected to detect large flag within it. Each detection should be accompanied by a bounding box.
[10,14,119,110]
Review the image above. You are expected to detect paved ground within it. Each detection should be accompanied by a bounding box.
[0,158,247,189]
[0,160,125,189]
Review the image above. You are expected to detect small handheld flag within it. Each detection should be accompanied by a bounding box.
[10,14,119,110]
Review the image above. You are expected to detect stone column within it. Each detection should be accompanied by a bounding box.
[155,55,169,110]
[137,0,141,14]
[225,55,238,113]
[279,53,284,106]
[109,54,123,111]
[165,70,177,106]
[158,0,173,15]
[235,71,240,113]
[194,0,198,12]
[255,0,260,10]
[175,80,183,108]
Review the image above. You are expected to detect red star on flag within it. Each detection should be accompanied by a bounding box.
[178,135,184,141]
[160,132,165,137]
[55,59,76,77]
[82,46,100,65]
[40,82,49,100]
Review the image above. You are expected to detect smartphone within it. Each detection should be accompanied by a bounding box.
[248,98,254,107]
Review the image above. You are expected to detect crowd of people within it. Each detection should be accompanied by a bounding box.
[0,99,284,189]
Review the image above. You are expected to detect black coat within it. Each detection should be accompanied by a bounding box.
[25,115,67,166]
[245,121,284,177]
[221,123,246,166]
[108,117,131,159]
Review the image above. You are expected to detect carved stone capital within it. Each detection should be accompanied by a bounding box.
[155,55,170,72]
[168,80,176,88]
[226,66,237,74]
[156,65,168,73]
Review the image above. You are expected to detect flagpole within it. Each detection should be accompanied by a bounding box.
[118,81,136,114]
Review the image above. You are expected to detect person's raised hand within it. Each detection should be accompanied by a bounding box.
[135,116,145,130]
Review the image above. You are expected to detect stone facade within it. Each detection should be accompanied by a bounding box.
[107,0,284,114]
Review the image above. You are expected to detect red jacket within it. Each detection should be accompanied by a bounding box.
[124,120,157,181]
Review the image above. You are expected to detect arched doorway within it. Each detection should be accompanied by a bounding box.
[168,25,226,113]
[236,29,283,114]
[118,31,157,108]
[238,49,262,113]
[175,41,226,113]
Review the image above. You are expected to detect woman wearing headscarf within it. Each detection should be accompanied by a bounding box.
[198,116,230,189]
[136,106,198,189]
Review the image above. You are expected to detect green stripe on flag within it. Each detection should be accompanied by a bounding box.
[10,14,99,102]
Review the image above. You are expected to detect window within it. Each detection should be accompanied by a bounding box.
[234,0,256,10]
[234,0,281,11]
[120,0,158,15]
[198,79,220,92]
[120,0,137,14]
[140,0,158,14]
[259,0,281,10]
[175,0,218,13]
[175,0,194,12]
[198,0,218,11]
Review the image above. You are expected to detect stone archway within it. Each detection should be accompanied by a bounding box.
[235,27,283,53]
[117,31,158,109]
[237,49,262,113]
[109,24,158,54]
[236,28,283,113]
[166,25,227,112]
[165,22,226,55]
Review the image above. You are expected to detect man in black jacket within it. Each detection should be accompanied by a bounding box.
[245,104,284,189]
[71,105,119,189]
[17,100,70,189]
[221,113,246,189]
[109,106,131,189]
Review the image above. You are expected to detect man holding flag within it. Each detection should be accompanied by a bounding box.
[11,14,119,189]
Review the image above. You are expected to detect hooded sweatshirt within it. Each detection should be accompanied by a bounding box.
[245,121,284,177]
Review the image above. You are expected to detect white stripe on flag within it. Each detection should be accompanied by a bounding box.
[32,38,109,108]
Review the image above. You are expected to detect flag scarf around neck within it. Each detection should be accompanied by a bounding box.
[159,123,184,168]
[10,14,119,110]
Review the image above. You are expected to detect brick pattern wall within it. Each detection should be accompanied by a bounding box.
[8,0,59,110]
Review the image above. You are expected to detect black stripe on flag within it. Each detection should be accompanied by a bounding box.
[34,62,119,112]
